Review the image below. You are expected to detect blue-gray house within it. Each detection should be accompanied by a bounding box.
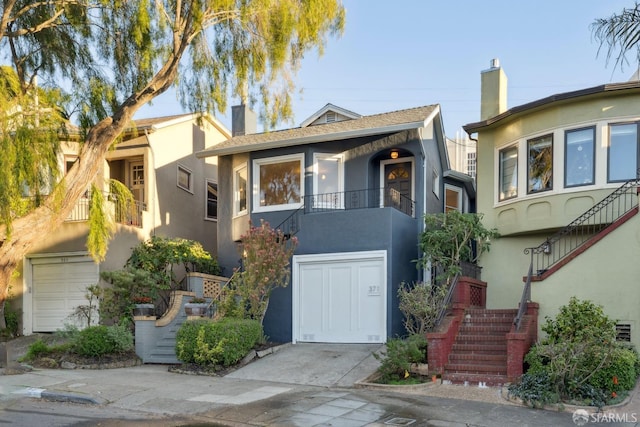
[197,103,473,343]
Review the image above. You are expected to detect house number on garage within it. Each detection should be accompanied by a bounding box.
[368,285,380,296]
[60,257,69,263]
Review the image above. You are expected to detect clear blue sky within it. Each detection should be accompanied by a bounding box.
[136,0,637,138]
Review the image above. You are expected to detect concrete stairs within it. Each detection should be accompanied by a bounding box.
[144,316,186,364]
[442,308,516,386]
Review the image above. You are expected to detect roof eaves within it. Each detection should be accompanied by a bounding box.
[463,81,640,134]
[197,119,428,158]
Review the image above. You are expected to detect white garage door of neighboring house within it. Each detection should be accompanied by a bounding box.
[28,254,99,333]
[293,251,387,344]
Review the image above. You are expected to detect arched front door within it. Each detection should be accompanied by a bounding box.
[383,160,413,214]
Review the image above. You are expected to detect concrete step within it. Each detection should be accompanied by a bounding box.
[442,372,508,386]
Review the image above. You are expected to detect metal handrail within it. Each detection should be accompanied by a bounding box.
[433,272,460,328]
[524,177,640,276]
[304,187,415,217]
[274,205,304,239]
[514,253,534,331]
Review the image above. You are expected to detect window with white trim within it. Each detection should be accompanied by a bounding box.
[444,185,462,212]
[253,154,304,211]
[313,153,343,208]
[177,164,193,193]
[499,145,518,201]
[527,134,553,194]
[565,126,595,187]
[432,169,440,198]
[608,122,638,182]
[233,164,247,216]
[205,179,217,221]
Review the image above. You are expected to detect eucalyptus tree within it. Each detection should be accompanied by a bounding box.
[592,2,640,72]
[0,0,345,329]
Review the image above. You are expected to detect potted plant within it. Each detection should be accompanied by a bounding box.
[184,297,209,316]
[133,296,155,317]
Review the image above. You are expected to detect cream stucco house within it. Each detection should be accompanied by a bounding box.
[16,113,229,335]
[464,60,640,348]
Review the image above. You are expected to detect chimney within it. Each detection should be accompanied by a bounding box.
[231,104,257,137]
[480,58,508,121]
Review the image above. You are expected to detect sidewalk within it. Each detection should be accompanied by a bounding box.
[2,342,640,426]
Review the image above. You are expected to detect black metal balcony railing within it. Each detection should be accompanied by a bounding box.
[304,187,415,217]
[524,177,640,277]
[275,188,416,239]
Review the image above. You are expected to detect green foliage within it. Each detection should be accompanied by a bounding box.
[87,185,115,262]
[73,324,134,357]
[518,298,638,408]
[23,339,52,361]
[100,267,157,325]
[66,284,103,328]
[589,345,639,394]
[100,236,221,324]
[373,334,427,383]
[418,212,499,281]
[1,302,20,338]
[398,281,447,335]
[592,3,640,73]
[508,371,559,408]
[223,220,297,323]
[176,318,263,367]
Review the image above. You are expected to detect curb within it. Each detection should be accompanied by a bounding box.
[12,387,104,405]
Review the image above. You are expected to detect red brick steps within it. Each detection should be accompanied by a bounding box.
[442,308,517,386]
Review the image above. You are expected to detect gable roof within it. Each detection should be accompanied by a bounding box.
[126,113,231,138]
[299,103,362,127]
[197,104,440,158]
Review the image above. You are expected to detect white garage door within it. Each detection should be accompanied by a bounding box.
[293,251,387,343]
[31,255,99,332]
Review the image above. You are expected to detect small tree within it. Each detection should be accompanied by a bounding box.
[397,281,447,335]
[224,220,297,324]
[417,211,499,283]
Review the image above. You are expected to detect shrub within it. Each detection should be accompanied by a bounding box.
[22,339,52,361]
[373,334,427,383]
[73,324,134,357]
[520,297,638,408]
[176,318,263,367]
[398,281,447,335]
[106,322,134,353]
[588,345,639,394]
[508,371,559,408]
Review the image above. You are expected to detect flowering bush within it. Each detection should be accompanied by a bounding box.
[223,220,297,323]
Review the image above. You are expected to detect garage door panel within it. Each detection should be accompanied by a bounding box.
[31,257,98,333]
[296,252,386,344]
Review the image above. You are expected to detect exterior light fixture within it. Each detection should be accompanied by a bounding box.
[390,150,399,159]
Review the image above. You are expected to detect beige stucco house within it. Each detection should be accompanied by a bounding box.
[464,60,640,348]
[15,113,229,335]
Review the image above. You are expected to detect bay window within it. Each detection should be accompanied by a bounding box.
[499,145,518,201]
[527,134,553,194]
[608,123,638,182]
[565,127,595,187]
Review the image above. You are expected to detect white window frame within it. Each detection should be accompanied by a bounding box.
[253,153,305,213]
[313,153,344,209]
[432,168,440,199]
[205,179,217,221]
[233,163,248,217]
[444,184,462,213]
[497,143,519,202]
[177,164,194,193]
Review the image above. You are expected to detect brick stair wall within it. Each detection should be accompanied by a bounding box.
[442,308,517,386]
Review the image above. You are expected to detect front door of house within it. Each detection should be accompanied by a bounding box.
[383,161,412,213]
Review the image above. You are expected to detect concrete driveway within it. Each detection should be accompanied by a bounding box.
[225,343,383,387]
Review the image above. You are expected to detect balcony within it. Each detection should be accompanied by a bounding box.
[24,193,145,228]
[304,187,415,217]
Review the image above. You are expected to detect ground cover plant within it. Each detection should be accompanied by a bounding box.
[508,297,640,409]
[373,334,428,384]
